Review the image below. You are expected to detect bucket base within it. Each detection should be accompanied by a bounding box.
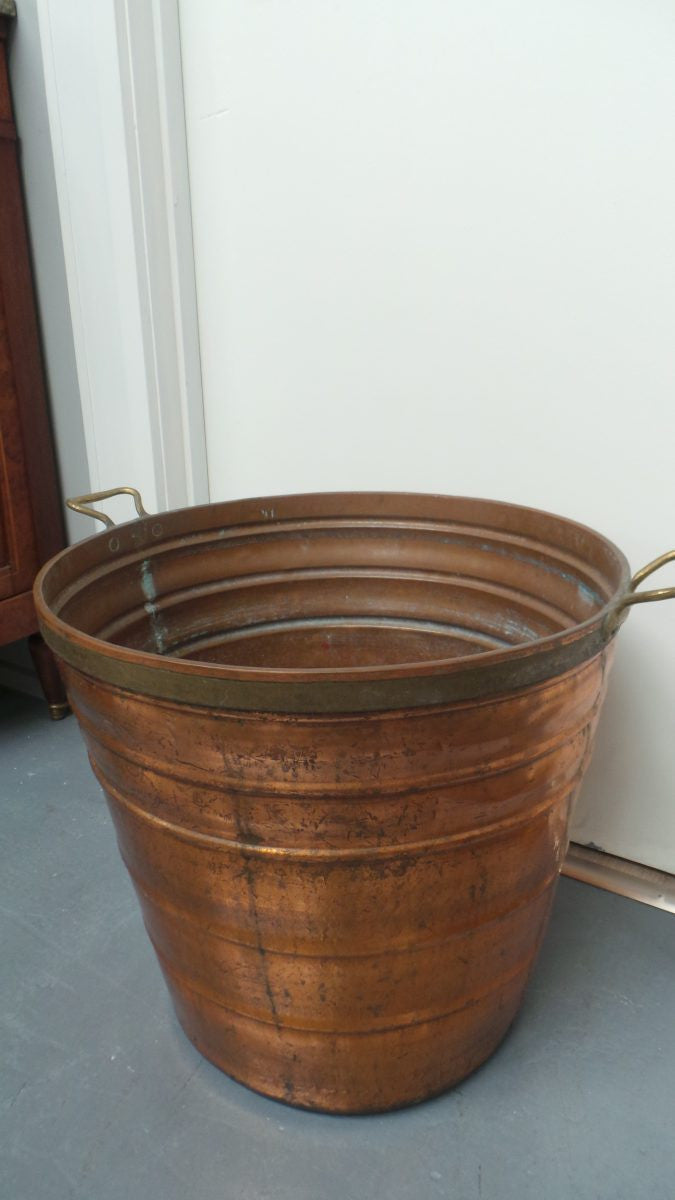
[166,968,528,1114]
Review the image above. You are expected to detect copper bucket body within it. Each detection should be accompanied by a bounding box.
[36,493,634,1112]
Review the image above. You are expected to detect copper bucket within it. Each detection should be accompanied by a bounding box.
[34,490,675,1113]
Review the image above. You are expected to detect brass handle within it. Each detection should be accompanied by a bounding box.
[65,487,149,530]
[606,549,675,635]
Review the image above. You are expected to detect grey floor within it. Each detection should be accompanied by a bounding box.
[2,688,674,1200]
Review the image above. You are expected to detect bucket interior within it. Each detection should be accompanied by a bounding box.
[44,495,627,674]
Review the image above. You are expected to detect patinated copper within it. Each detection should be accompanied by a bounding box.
[34,492,655,1111]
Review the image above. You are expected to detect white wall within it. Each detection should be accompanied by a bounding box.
[34,0,209,526]
[179,0,675,871]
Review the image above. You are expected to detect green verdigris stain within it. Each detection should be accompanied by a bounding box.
[140,559,167,655]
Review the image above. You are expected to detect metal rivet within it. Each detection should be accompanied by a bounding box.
[108,536,120,552]
[152,522,163,537]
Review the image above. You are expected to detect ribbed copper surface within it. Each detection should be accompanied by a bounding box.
[35,493,627,1111]
[35,492,629,711]
[62,645,608,1111]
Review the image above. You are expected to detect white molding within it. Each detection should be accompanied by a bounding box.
[564,843,675,914]
[114,0,209,508]
[36,0,208,521]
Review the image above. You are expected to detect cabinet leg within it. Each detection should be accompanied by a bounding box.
[27,634,70,720]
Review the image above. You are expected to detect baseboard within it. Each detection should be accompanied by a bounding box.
[564,843,675,914]
[0,660,42,700]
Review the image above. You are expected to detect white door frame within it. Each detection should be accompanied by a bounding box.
[36,0,208,517]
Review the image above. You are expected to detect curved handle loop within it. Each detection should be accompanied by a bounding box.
[65,487,149,530]
[606,549,675,635]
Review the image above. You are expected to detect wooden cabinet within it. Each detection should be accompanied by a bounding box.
[0,11,68,715]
